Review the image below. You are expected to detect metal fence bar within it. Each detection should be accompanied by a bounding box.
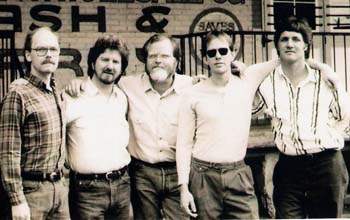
[173,31,350,91]
[0,31,24,104]
[173,31,350,126]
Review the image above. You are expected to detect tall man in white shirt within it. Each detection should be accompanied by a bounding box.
[65,35,131,220]
[176,30,281,219]
[253,16,350,218]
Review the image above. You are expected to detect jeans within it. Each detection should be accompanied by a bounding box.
[189,157,259,220]
[69,171,131,220]
[273,150,349,218]
[129,158,188,220]
[0,178,70,220]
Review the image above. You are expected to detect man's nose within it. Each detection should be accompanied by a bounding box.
[106,61,114,68]
[154,55,162,63]
[46,49,53,57]
[286,39,294,47]
[215,51,222,59]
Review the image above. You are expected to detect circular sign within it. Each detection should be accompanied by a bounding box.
[188,8,244,69]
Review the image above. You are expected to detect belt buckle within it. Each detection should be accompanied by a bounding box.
[48,172,59,182]
[105,171,113,181]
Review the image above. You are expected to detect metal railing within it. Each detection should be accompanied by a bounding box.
[0,31,24,104]
[173,31,350,125]
[173,31,350,91]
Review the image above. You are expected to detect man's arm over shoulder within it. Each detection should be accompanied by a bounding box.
[175,73,194,89]
[0,90,27,206]
[118,73,142,93]
[242,58,280,91]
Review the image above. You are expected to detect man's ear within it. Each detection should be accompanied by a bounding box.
[25,50,32,62]
[231,50,236,60]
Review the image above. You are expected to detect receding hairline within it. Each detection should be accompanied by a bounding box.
[30,27,59,46]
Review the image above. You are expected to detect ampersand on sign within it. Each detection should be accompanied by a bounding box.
[136,6,171,33]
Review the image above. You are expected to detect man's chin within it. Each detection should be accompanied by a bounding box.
[100,80,114,85]
[39,69,55,75]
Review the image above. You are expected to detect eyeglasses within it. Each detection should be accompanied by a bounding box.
[32,47,60,57]
[206,48,229,58]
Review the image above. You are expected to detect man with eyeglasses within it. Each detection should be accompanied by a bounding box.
[0,27,69,220]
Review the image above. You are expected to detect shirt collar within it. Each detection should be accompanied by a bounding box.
[276,63,317,84]
[27,74,56,92]
[84,78,119,97]
[141,72,183,94]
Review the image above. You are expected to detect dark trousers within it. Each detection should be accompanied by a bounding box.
[273,150,349,219]
[189,157,259,220]
[129,157,188,220]
[69,171,131,220]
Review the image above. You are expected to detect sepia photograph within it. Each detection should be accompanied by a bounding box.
[0,0,350,219]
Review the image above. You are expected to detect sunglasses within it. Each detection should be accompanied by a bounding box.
[206,48,229,58]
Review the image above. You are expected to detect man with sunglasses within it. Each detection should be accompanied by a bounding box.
[0,27,69,220]
[176,30,281,219]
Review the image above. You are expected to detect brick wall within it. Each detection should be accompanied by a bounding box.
[0,0,260,89]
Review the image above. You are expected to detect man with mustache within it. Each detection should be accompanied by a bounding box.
[0,27,69,220]
[65,35,131,220]
[66,34,195,219]
[118,34,191,219]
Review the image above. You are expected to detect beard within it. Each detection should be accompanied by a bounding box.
[149,67,169,82]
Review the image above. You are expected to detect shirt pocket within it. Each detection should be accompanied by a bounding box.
[129,115,152,143]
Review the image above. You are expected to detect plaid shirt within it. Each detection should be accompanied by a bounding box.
[0,74,66,206]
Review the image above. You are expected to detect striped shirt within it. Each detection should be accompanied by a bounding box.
[253,64,350,155]
[0,74,65,206]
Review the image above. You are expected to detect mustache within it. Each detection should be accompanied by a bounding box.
[152,66,164,69]
[42,60,55,65]
[102,69,115,74]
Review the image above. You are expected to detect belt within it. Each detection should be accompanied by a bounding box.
[21,170,63,182]
[131,157,176,168]
[72,166,127,181]
[280,149,338,161]
[191,157,245,170]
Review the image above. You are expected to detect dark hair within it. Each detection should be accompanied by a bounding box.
[274,16,312,59]
[142,33,180,63]
[87,34,129,79]
[203,30,235,56]
[23,26,58,74]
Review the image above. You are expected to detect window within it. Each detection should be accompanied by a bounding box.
[273,0,316,30]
